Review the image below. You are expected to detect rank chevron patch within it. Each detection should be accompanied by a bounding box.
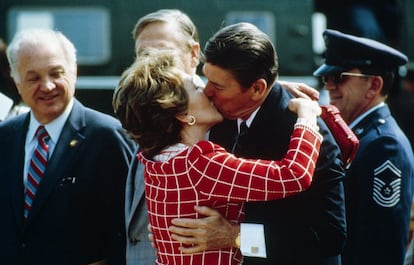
[372,160,401,207]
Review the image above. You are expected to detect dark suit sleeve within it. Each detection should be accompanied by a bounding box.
[97,125,135,265]
[310,117,347,255]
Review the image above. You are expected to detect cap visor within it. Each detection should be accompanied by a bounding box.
[313,64,345,76]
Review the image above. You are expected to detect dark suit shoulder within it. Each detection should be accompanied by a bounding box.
[82,104,123,129]
[71,99,136,150]
[0,112,27,129]
[0,114,28,143]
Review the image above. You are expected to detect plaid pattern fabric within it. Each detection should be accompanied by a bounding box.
[139,124,322,265]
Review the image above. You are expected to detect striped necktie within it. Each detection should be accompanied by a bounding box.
[24,125,50,219]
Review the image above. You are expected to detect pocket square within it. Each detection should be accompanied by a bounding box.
[60,176,77,186]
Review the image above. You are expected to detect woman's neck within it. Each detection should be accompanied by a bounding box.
[180,125,209,146]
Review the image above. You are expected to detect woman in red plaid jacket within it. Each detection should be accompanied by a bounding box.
[113,49,323,265]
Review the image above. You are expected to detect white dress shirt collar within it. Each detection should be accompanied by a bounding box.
[26,99,74,150]
[236,107,261,132]
[349,102,385,129]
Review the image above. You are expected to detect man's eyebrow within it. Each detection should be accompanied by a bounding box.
[25,70,37,75]
[50,66,65,71]
[209,80,223,87]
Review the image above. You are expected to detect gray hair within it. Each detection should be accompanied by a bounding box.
[132,9,199,52]
[6,28,77,82]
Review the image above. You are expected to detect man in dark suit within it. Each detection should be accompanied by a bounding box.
[0,28,136,265]
[123,9,204,265]
[314,29,414,265]
[124,10,323,265]
[168,22,347,265]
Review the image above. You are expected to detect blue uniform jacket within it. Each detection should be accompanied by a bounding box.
[342,104,414,265]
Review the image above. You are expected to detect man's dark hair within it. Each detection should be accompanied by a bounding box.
[204,22,278,90]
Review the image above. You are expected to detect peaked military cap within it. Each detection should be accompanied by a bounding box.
[314,29,408,76]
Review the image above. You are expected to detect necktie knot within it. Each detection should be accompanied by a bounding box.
[239,121,248,137]
[36,125,50,151]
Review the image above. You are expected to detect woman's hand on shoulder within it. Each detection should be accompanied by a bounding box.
[279,80,319,101]
[289,98,321,127]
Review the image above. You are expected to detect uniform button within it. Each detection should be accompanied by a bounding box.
[130,238,140,245]
[378,118,386,124]
[355,128,364,135]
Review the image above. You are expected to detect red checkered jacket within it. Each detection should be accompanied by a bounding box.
[138,124,322,265]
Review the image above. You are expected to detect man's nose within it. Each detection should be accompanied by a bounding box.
[42,78,56,91]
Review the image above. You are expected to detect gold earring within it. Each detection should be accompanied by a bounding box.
[188,115,196,126]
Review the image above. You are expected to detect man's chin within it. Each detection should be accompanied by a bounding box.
[223,115,238,120]
[329,99,341,107]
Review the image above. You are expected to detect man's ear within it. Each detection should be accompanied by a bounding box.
[71,64,78,83]
[250,79,268,101]
[15,82,23,95]
[367,76,383,98]
[190,43,201,68]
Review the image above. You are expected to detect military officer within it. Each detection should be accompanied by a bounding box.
[314,29,414,265]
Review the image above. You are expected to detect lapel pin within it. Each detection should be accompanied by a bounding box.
[69,139,78,147]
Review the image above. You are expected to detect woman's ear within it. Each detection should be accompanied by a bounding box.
[250,79,268,101]
[176,114,196,125]
[176,114,188,124]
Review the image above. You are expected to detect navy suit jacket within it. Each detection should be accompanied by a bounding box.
[0,99,136,265]
[210,83,347,265]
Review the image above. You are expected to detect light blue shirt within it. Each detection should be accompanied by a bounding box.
[23,99,74,187]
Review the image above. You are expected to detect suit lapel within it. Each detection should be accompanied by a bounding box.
[125,151,137,222]
[126,155,146,234]
[24,101,86,224]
